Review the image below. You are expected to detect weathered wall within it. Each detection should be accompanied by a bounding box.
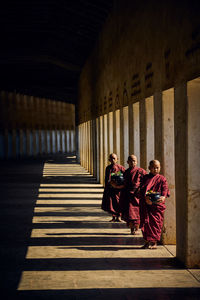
[78,0,200,123]
[77,0,200,268]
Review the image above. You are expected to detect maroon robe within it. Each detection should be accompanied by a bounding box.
[120,167,146,225]
[101,163,125,216]
[140,173,170,242]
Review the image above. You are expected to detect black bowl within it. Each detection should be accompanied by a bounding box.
[112,175,124,185]
[149,193,161,202]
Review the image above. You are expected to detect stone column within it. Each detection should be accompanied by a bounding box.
[108,112,113,155]
[145,96,154,166]
[12,129,17,159]
[96,118,100,183]
[85,122,88,170]
[69,130,72,153]
[123,106,129,168]
[78,126,80,161]
[154,92,163,165]
[174,83,188,266]
[90,120,94,175]
[133,102,140,166]
[113,110,117,154]
[49,130,52,154]
[119,108,124,166]
[55,127,58,153]
[19,129,24,157]
[38,129,43,155]
[83,123,86,169]
[99,116,104,185]
[62,130,65,154]
[139,99,147,170]
[103,114,108,178]
[26,129,30,157]
[186,78,200,267]
[43,129,48,155]
[162,88,176,245]
[88,121,91,172]
[128,103,134,155]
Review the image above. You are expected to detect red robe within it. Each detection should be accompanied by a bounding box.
[101,163,125,216]
[140,173,170,242]
[120,167,146,225]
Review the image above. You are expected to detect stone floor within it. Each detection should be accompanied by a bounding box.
[0,155,200,299]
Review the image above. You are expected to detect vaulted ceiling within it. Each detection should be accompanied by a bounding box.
[0,0,113,104]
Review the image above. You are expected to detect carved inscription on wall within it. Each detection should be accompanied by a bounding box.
[185,27,200,64]
[123,81,128,106]
[145,62,154,89]
[164,49,171,80]
[103,96,107,113]
[115,88,120,110]
[108,91,113,111]
[131,73,141,98]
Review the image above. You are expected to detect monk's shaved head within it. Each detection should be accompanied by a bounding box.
[128,154,137,162]
[149,160,160,167]
[109,153,117,160]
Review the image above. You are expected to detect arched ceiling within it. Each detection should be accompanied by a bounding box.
[0,0,113,104]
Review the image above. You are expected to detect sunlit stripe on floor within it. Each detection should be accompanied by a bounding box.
[18,270,200,290]
[38,188,104,192]
[30,227,132,237]
[39,184,103,187]
[37,193,103,198]
[43,173,93,178]
[32,216,109,222]
[36,200,101,204]
[26,245,174,259]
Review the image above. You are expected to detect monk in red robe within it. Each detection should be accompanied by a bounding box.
[112,155,146,234]
[140,160,170,249]
[101,153,125,222]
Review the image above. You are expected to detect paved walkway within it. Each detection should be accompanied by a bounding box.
[0,156,200,299]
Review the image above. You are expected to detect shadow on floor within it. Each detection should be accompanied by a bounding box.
[5,288,200,300]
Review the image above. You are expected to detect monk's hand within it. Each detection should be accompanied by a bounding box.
[145,196,152,205]
[157,196,165,203]
[110,180,117,188]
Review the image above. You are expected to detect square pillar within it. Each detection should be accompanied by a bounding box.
[96,118,100,182]
[108,112,113,155]
[99,116,104,185]
[128,103,134,155]
[123,106,129,168]
[133,102,140,166]
[187,78,200,267]
[119,108,124,166]
[145,96,154,166]
[139,99,147,170]
[103,114,108,178]
[174,83,189,266]
[162,88,176,244]
[154,92,164,165]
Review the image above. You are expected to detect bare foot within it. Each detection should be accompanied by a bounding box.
[109,217,116,222]
[115,217,121,222]
[141,241,149,249]
[148,242,157,249]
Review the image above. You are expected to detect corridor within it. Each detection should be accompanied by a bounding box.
[0,156,200,299]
